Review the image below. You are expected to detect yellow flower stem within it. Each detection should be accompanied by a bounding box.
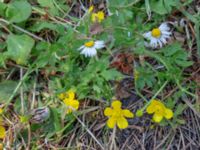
[110,125,117,150]
[73,113,105,149]
[135,88,148,102]
[141,80,169,112]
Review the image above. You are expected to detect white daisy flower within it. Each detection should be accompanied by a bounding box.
[143,23,171,48]
[78,40,105,57]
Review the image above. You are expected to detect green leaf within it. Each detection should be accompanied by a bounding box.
[29,21,65,34]
[0,80,18,103]
[150,0,179,15]
[6,34,35,65]
[175,60,193,67]
[174,104,187,117]
[150,0,167,15]
[51,108,62,132]
[176,119,186,124]
[163,0,179,12]
[37,0,59,16]
[162,43,182,56]
[5,0,32,23]
[0,2,7,16]
[100,69,122,81]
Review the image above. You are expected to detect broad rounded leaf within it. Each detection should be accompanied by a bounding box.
[6,34,35,65]
[0,80,18,103]
[6,0,32,23]
[37,0,58,16]
[0,2,7,16]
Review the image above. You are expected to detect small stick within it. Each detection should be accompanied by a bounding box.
[20,67,24,114]
[73,114,105,150]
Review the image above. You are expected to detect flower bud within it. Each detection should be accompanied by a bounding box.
[136,109,143,117]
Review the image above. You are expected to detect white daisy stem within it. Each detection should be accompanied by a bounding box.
[95,55,99,61]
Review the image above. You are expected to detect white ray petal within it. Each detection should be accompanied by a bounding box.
[94,41,105,49]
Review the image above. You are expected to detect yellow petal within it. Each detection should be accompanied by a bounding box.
[117,117,128,129]
[153,114,163,123]
[71,100,79,110]
[151,99,165,108]
[0,126,5,139]
[58,93,65,100]
[67,90,75,100]
[0,108,3,115]
[122,109,134,118]
[104,108,113,117]
[91,13,97,22]
[88,5,94,13]
[63,99,79,112]
[146,104,155,114]
[151,99,161,105]
[107,117,116,128]
[164,108,173,119]
[111,101,122,109]
[63,98,71,106]
[97,11,104,22]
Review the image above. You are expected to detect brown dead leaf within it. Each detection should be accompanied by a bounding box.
[90,23,103,35]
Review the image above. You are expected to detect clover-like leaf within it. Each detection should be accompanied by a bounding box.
[0,80,18,103]
[6,34,35,65]
[5,0,32,23]
[0,2,7,16]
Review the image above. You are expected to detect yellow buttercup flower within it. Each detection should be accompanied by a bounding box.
[0,125,5,139]
[104,100,134,129]
[59,90,79,114]
[58,90,75,101]
[146,99,173,123]
[91,11,105,23]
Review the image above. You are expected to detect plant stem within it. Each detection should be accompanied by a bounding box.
[0,18,45,41]
[142,80,169,111]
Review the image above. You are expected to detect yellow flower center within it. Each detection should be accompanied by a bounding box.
[112,109,122,118]
[151,28,161,38]
[97,11,104,21]
[154,105,165,115]
[84,41,95,47]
